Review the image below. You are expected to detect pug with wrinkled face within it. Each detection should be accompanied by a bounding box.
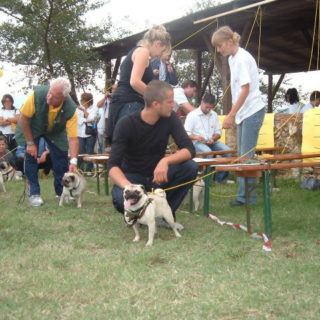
[59,172,87,208]
[123,184,181,246]
[0,160,22,192]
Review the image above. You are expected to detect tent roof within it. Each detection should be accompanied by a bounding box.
[95,0,319,75]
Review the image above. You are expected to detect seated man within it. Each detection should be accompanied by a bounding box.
[184,92,232,184]
[173,80,197,116]
[15,137,52,177]
[300,91,320,113]
[108,80,198,228]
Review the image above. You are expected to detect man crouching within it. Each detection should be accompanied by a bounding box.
[108,80,198,233]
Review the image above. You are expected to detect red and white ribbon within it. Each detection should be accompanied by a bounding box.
[208,213,272,252]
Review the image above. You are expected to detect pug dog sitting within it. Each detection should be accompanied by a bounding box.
[59,172,87,208]
[123,184,181,246]
[0,160,22,192]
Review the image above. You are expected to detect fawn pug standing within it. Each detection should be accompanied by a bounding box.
[123,184,181,246]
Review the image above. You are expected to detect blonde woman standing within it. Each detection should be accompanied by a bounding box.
[107,25,171,141]
[211,26,265,206]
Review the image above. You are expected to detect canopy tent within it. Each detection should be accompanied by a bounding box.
[94,0,319,112]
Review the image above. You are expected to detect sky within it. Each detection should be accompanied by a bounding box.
[0,0,319,107]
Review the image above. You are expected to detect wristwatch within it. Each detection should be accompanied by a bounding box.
[26,141,34,146]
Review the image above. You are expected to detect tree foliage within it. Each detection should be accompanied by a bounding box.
[0,0,114,100]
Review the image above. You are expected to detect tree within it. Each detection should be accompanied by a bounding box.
[0,0,114,101]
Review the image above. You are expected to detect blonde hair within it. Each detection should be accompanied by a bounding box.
[138,25,171,49]
[211,26,241,47]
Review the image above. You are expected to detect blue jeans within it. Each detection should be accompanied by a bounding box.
[97,133,105,154]
[111,160,199,219]
[194,140,232,183]
[236,108,265,204]
[118,101,144,120]
[79,136,96,172]
[25,137,68,197]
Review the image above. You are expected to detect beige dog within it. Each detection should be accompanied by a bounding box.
[123,184,181,246]
[59,172,87,208]
[0,160,22,192]
[193,179,205,211]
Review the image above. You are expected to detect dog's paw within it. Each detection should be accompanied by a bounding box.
[145,241,153,246]
[175,232,182,238]
[133,237,140,243]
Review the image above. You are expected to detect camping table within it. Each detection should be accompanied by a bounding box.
[83,155,110,195]
[215,159,320,238]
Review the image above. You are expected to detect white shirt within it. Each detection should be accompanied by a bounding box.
[0,108,20,134]
[159,60,166,81]
[77,104,98,138]
[300,102,313,114]
[288,101,301,113]
[97,98,110,134]
[173,87,188,112]
[228,47,264,124]
[184,107,221,143]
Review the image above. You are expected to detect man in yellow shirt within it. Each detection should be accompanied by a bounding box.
[15,78,79,207]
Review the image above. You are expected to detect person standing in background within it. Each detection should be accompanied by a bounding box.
[0,94,20,153]
[96,83,118,153]
[211,26,265,206]
[107,25,171,141]
[151,49,178,86]
[77,92,98,175]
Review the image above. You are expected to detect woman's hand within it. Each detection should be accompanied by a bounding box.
[222,114,235,129]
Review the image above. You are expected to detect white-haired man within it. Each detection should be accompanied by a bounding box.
[15,78,79,206]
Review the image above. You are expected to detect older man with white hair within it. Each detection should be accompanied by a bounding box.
[15,78,79,206]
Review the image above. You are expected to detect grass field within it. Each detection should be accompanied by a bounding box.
[0,175,319,319]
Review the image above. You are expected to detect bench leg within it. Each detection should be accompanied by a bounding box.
[96,164,100,195]
[189,186,194,213]
[263,170,272,238]
[203,166,211,216]
[104,163,109,196]
[245,177,251,234]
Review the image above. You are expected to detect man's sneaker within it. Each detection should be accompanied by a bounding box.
[229,199,245,207]
[29,195,44,207]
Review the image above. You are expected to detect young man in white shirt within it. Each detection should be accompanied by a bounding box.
[184,92,232,183]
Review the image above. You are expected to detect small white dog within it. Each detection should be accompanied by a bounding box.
[182,178,205,211]
[59,172,87,208]
[0,160,22,192]
[193,179,205,211]
[123,184,181,246]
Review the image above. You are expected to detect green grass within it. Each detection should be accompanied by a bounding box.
[0,176,319,319]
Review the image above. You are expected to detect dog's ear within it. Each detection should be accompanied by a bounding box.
[139,184,146,193]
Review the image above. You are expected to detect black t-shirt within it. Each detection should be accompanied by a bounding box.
[108,111,195,176]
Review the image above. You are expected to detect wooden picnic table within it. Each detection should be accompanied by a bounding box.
[214,160,320,238]
[83,154,110,195]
